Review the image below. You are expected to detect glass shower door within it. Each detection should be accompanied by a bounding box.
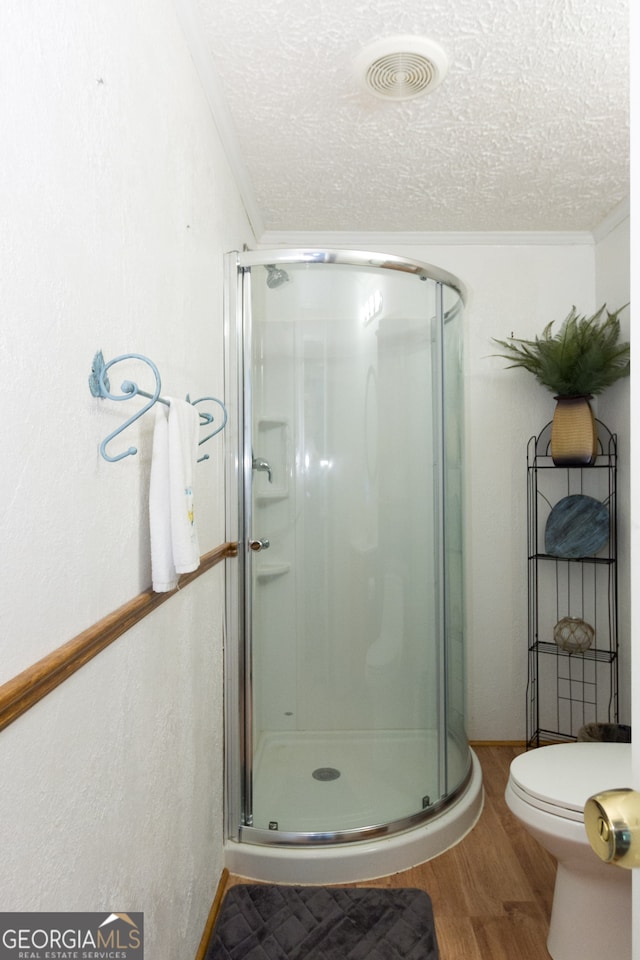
[241,258,448,839]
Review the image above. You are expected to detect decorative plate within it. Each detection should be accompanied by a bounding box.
[544,494,609,559]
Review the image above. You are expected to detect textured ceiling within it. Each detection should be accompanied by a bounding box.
[195,0,629,234]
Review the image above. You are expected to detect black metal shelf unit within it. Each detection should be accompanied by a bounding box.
[526,420,618,748]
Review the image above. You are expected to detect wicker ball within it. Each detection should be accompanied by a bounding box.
[553,617,594,653]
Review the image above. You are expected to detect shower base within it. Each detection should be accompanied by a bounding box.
[252,729,454,833]
[225,733,483,884]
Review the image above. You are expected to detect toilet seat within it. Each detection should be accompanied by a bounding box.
[508,742,631,823]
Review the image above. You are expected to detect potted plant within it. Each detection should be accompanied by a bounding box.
[492,303,630,464]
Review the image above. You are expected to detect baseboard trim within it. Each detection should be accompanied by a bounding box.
[469,740,527,747]
[195,868,229,960]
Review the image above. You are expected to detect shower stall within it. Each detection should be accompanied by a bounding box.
[224,249,482,883]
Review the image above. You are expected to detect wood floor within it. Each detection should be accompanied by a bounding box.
[225,745,557,960]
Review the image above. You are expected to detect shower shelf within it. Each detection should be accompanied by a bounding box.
[256,493,289,504]
[256,562,291,581]
[259,418,288,429]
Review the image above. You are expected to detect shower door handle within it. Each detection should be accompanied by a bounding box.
[249,537,270,552]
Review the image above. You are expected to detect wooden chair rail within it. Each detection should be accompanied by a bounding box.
[0,541,238,735]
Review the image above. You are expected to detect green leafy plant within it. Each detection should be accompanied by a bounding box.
[492,304,630,396]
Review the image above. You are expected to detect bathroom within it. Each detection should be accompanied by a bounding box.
[0,2,633,960]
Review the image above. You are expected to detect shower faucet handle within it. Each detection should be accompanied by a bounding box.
[249,537,270,552]
[252,455,273,483]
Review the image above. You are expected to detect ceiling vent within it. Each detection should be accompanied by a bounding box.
[354,35,449,101]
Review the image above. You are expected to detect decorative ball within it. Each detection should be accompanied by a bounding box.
[553,617,595,653]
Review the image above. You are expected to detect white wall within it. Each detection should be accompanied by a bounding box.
[594,216,632,723]
[0,1,251,957]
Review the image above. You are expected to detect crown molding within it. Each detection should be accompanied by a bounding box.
[174,0,264,239]
[591,197,630,244]
[257,229,595,248]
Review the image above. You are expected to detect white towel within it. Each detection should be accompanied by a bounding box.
[149,404,175,591]
[149,398,200,592]
[168,398,200,573]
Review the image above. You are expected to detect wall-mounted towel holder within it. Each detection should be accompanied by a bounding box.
[89,350,227,463]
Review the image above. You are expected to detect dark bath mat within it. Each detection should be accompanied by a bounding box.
[206,883,439,960]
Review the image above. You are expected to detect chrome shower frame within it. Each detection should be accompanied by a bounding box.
[224,248,469,849]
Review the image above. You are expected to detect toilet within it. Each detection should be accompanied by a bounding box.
[505,742,631,960]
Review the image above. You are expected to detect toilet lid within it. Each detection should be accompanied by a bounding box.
[509,743,631,821]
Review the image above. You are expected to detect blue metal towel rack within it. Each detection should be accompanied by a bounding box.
[89,350,227,463]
